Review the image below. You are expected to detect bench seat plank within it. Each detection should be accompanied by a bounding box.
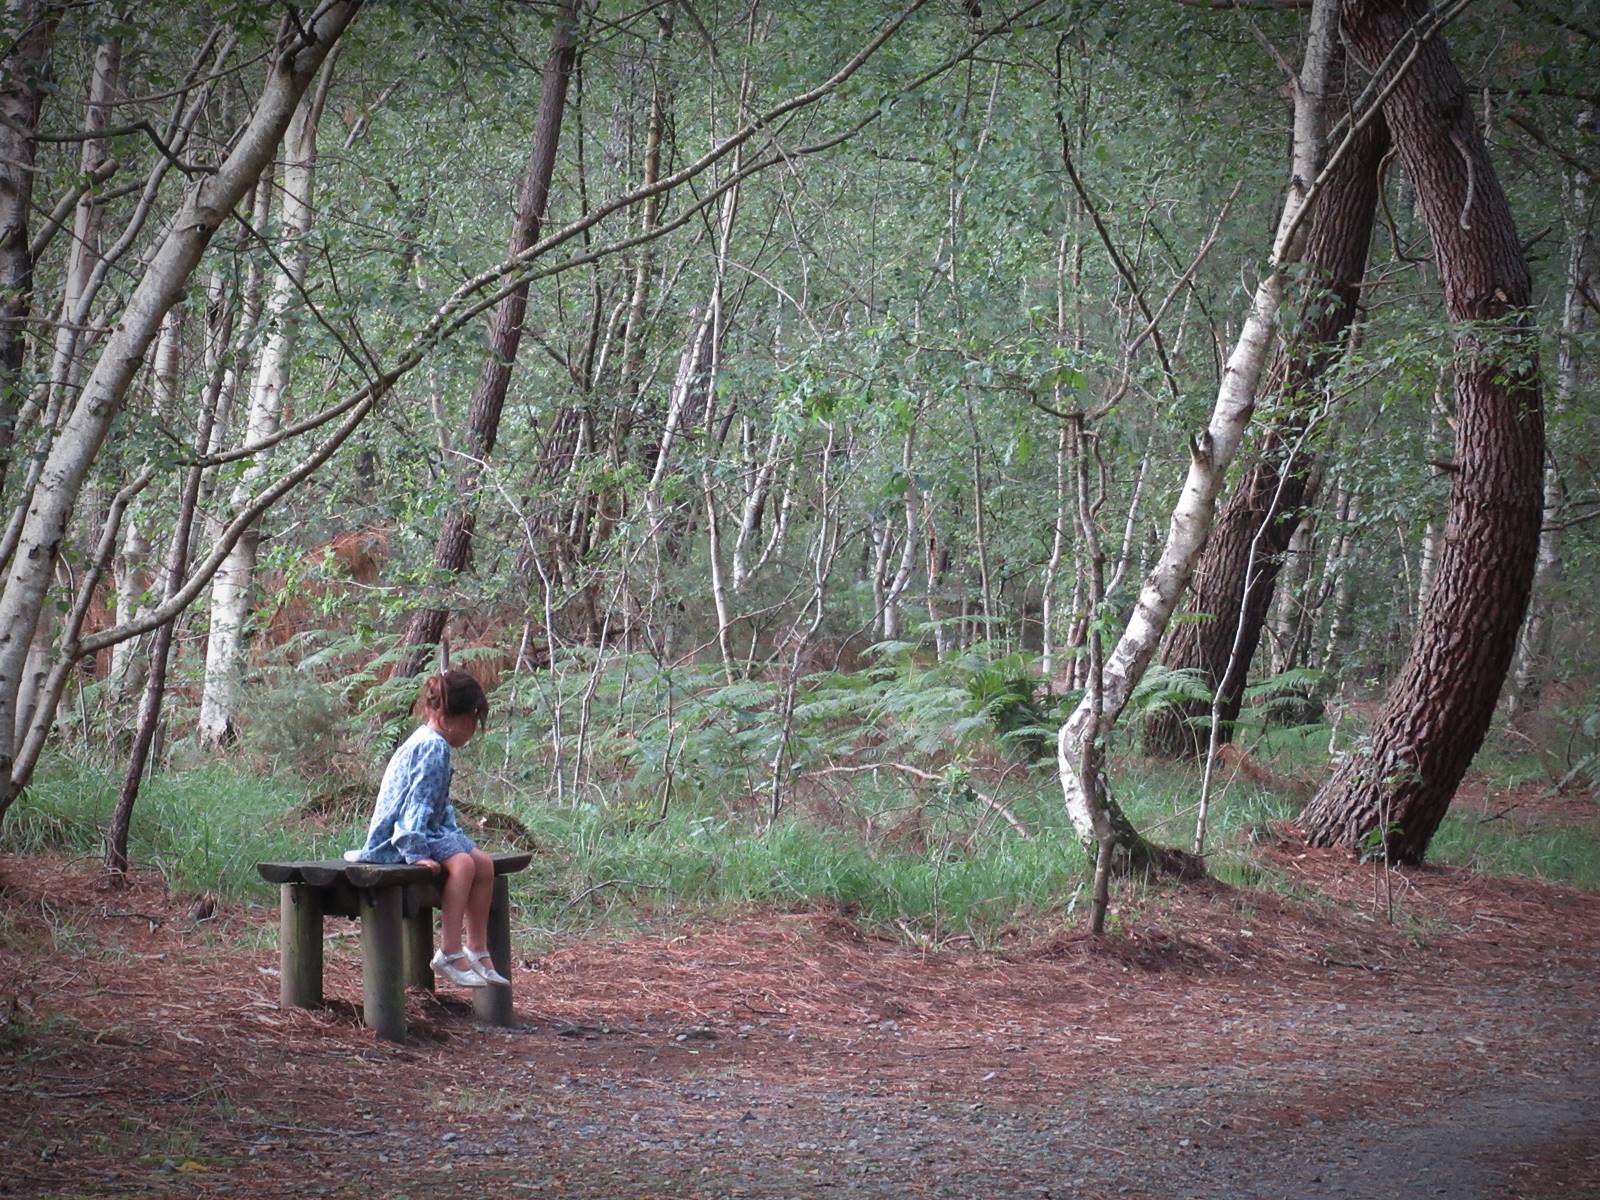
[258,850,532,889]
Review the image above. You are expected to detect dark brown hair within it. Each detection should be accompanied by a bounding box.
[420,669,489,726]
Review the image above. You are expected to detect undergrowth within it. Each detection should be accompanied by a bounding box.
[6,642,1597,943]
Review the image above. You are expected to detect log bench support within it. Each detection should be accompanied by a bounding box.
[258,852,531,1042]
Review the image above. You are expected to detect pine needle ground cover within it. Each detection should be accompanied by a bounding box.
[3,827,1598,1199]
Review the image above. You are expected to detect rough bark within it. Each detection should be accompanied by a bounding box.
[0,2,362,801]
[394,0,577,684]
[1144,92,1388,759]
[1299,0,1544,863]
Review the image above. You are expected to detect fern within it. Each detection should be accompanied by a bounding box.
[1127,664,1213,717]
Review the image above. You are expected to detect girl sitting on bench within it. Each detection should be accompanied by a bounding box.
[345,669,509,988]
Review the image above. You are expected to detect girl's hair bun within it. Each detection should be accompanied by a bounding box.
[421,668,489,726]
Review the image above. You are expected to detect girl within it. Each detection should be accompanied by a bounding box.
[346,669,509,988]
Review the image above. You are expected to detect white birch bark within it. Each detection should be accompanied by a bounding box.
[1320,482,1361,676]
[0,3,361,773]
[6,36,117,745]
[731,422,786,592]
[700,159,744,683]
[1058,0,1340,847]
[1041,421,1070,680]
[39,35,119,430]
[1414,371,1450,609]
[5,28,235,566]
[0,34,120,571]
[964,393,994,634]
[922,492,949,659]
[199,51,339,746]
[1269,513,1316,676]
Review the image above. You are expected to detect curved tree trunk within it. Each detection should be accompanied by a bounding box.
[1058,0,1340,874]
[393,0,578,686]
[1144,88,1389,759]
[1298,0,1544,863]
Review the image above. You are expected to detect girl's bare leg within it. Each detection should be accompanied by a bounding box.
[439,852,475,954]
[465,848,494,951]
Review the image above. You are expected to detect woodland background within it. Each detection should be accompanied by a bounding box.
[0,0,1596,931]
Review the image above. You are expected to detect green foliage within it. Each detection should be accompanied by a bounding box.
[960,652,1057,761]
[8,758,341,899]
[1127,664,1213,720]
[1243,666,1330,727]
[1427,816,1600,889]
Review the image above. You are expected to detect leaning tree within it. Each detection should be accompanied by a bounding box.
[1142,48,1390,762]
[1298,0,1545,862]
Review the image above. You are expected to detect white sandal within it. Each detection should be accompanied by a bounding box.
[430,948,487,988]
[466,947,510,986]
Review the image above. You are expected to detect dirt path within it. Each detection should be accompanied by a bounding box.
[3,842,1598,1199]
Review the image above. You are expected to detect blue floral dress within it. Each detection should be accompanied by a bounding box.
[345,726,477,864]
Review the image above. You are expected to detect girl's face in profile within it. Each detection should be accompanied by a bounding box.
[433,710,479,748]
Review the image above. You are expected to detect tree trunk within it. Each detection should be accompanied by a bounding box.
[1057,0,1340,873]
[1144,73,1387,759]
[198,51,339,747]
[0,30,120,578]
[108,309,186,708]
[107,306,218,878]
[1507,131,1591,722]
[0,3,362,813]
[1299,0,1544,863]
[0,1,59,487]
[393,0,577,685]
[1316,478,1360,678]
[1413,373,1451,610]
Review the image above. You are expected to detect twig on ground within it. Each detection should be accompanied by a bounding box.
[565,879,666,909]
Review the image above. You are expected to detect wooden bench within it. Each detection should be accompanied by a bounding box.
[257,851,532,1041]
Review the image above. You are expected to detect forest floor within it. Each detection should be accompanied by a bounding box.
[3,789,1599,1200]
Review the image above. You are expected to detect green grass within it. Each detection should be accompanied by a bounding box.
[6,731,1597,949]
[6,756,345,899]
[1426,812,1600,887]
[509,784,1089,944]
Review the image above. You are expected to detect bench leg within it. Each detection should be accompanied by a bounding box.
[359,887,407,1041]
[472,875,515,1027]
[279,883,323,1009]
[403,911,435,993]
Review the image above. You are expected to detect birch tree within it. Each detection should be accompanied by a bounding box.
[1144,57,1389,760]
[1057,0,1342,881]
[198,50,341,747]
[0,1,363,808]
[0,0,58,485]
[1507,126,1593,721]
